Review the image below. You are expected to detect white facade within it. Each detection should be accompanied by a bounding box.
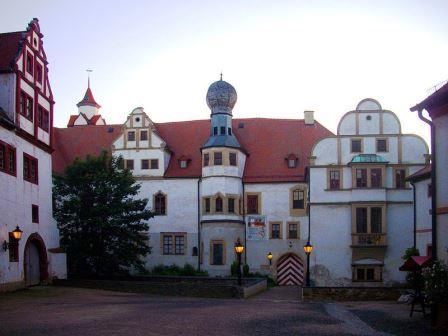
[310,98,428,286]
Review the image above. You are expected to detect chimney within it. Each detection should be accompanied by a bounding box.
[304,110,315,125]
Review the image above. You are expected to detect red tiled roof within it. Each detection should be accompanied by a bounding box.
[67,114,105,127]
[52,118,332,182]
[411,81,448,115]
[89,115,104,124]
[406,164,431,182]
[0,31,25,72]
[77,87,101,108]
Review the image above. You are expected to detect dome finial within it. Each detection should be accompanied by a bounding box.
[220,71,223,81]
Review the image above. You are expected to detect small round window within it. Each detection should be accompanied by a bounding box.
[366,115,372,121]
[135,117,140,122]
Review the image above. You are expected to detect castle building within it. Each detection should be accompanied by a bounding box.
[0,19,66,291]
[309,99,428,285]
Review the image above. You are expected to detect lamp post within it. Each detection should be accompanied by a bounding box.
[303,242,313,287]
[234,238,244,286]
[267,252,273,266]
[3,226,23,251]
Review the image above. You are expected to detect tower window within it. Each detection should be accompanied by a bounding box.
[213,127,218,135]
[214,152,222,165]
[205,198,211,213]
[228,198,235,213]
[220,126,226,135]
[228,128,232,135]
[229,153,237,166]
[203,153,210,167]
[215,197,223,212]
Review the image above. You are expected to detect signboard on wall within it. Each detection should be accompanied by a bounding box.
[247,215,267,240]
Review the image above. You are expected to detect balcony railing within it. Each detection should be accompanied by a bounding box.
[352,233,387,247]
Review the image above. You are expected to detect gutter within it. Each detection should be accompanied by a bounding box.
[417,109,437,259]
[197,177,202,271]
[410,181,416,249]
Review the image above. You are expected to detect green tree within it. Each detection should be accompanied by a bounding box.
[53,151,153,277]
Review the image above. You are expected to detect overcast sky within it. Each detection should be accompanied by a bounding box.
[2,0,448,143]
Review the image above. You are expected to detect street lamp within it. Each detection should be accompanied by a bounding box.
[234,238,244,286]
[3,226,23,251]
[267,252,273,266]
[303,242,313,287]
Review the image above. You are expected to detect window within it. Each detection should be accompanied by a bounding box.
[376,139,388,152]
[270,223,281,239]
[180,160,187,169]
[19,91,26,116]
[211,241,224,265]
[203,153,209,167]
[127,131,135,141]
[354,266,381,282]
[371,207,382,233]
[428,184,432,198]
[150,159,159,169]
[288,223,299,239]
[32,204,39,223]
[229,152,237,166]
[356,208,368,233]
[8,233,19,262]
[19,91,33,120]
[215,196,223,212]
[125,159,134,170]
[35,63,43,83]
[395,168,406,188]
[37,106,49,131]
[220,126,226,135]
[213,127,218,135]
[162,235,173,255]
[140,130,148,141]
[205,198,211,213]
[247,195,259,214]
[154,192,166,215]
[355,169,367,188]
[329,170,341,189]
[427,245,433,257]
[228,127,232,135]
[0,141,16,176]
[370,168,382,188]
[26,96,33,121]
[288,159,297,168]
[228,198,235,213]
[26,52,33,74]
[175,235,185,255]
[214,152,222,165]
[141,159,149,170]
[292,189,304,209]
[351,139,362,153]
[23,153,38,184]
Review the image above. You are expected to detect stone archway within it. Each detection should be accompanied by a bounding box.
[23,233,48,286]
[276,253,304,286]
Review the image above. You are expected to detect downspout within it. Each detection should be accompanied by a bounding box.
[197,177,202,271]
[242,181,246,264]
[410,181,416,249]
[417,109,437,260]
[307,167,311,243]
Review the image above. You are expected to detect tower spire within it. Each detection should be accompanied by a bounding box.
[86,69,92,89]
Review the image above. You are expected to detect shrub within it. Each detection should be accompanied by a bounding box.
[150,263,208,276]
[422,260,448,304]
[230,261,239,277]
[243,264,250,277]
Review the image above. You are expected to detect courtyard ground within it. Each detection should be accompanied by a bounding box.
[0,286,440,336]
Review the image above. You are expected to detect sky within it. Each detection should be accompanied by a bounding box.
[1,0,448,143]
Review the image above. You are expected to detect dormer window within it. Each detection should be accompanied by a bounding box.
[285,154,298,168]
[178,156,190,169]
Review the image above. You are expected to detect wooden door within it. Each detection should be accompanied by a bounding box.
[25,243,40,286]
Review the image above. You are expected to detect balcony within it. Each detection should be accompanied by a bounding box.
[351,233,387,247]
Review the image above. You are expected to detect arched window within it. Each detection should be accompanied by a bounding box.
[292,189,304,209]
[154,192,166,215]
[215,196,223,212]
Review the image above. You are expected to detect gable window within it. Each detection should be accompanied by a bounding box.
[329,170,341,189]
[154,192,166,215]
[32,204,39,223]
[220,126,226,135]
[37,106,49,131]
[370,168,382,188]
[288,159,296,168]
[214,152,222,165]
[292,189,304,209]
[23,153,38,184]
[228,198,235,213]
[35,63,43,83]
[355,169,367,188]
[270,223,281,239]
[141,159,149,170]
[203,153,209,167]
[229,152,237,166]
[215,196,223,212]
[150,159,159,169]
[125,159,134,170]
[247,195,259,214]
[26,52,33,75]
[351,139,362,153]
[376,139,388,152]
[127,131,135,141]
[288,223,299,239]
[204,198,211,213]
[140,130,148,141]
[19,91,26,116]
[395,168,406,188]
[0,141,16,176]
[211,240,225,265]
[26,96,33,121]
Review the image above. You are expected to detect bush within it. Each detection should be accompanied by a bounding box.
[243,264,250,277]
[231,261,239,277]
[422,260,448,304]
[150,263,208,276]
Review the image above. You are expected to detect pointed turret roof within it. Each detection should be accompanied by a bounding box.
[77,86,101,108]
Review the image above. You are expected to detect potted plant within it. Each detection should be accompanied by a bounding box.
[422,260,448,328]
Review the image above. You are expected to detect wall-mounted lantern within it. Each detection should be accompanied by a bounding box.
[3,226,23,251]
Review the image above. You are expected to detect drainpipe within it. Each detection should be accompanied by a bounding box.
[197,177,202,271]
[410,181,416,249]
[242,181,247,264]
[417,109,437,260]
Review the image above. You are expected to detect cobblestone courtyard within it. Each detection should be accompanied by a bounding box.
[0,287,438,336]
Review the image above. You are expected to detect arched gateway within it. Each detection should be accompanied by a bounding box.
[23,233,48,286]
[276,253,304,286]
